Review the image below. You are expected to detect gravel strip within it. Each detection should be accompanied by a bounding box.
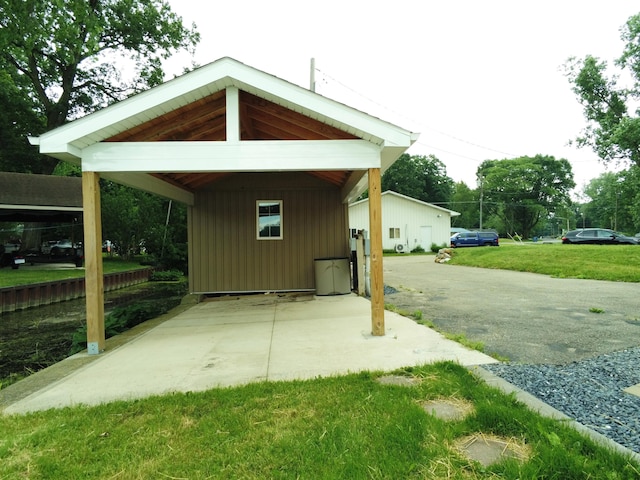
[483,347,640,454]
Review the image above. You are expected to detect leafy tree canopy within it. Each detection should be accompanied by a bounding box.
[0,0,198,255]
[450,181,478,228]
[381,153,454,204]
[0,0,199,172]
[100,181,187,270]
[0,68,47,172]
[477,155,575,238]
[582,167,640,234]
[565,12,640,167]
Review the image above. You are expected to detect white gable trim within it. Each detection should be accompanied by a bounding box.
[350,190,460,216]
[82,140,381,173]
[34,58,417,153]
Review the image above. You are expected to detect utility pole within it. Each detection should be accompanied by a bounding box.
[479,176,484,230]
[310,58,316,92]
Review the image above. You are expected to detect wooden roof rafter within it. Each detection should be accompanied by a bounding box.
[107,91,227,142]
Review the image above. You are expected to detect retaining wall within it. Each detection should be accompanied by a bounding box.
[0,268,153,314]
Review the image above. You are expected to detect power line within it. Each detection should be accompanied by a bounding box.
[315,67,519,160]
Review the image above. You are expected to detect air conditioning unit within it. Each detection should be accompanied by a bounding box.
[395,244,406,253]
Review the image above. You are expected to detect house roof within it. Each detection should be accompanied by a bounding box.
[350,190,460,216]
[30,57,418,204]
[0,172,82,222]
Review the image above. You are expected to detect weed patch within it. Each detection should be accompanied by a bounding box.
[70,282,187,353]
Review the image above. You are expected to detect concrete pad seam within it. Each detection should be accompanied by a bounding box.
[265,302,278,380]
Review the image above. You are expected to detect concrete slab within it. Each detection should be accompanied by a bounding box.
[2,293,497,414]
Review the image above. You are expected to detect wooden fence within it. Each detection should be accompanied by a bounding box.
[0,268,153,314]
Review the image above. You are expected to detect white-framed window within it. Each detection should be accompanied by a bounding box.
[257,200,282,240]
[389,227,400,239]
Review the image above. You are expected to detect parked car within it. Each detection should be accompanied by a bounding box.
[450,231,499,247]
[0,245,25,269]
[28,239,84,267]
[561,228,639,245]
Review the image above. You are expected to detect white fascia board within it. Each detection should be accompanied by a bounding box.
[101,172,194,205]
[82,140,381,173]
[37,143,83,161]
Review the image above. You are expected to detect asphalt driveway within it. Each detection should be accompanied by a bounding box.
[382,254,640,364]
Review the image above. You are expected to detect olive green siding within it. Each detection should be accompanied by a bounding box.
[188,173,350,293]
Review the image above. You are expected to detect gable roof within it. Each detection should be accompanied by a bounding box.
[350,190,460,216]
[30,57,418,204]
[0,172,82,222]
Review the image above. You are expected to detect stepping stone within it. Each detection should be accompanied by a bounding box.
[376,375,419,386]
[422,399,473,421]
[624,383,640,398]
[455,434,530,467]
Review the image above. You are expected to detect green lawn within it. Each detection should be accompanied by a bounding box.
[446,243,640,282]
[1,362,638,479]
[0,256,149,287]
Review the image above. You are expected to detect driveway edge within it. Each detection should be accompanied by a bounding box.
[470,365,640,464]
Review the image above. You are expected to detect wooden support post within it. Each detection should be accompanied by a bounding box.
[368,168,385,336]
[82,171,105,354]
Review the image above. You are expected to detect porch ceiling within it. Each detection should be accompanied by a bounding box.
[105,90,359,191]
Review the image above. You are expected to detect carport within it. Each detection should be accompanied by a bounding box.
[29,57,419,354]
[0,172,82,224]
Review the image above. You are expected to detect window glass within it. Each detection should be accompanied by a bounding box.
[389,228,400,239]
[257,201,282,239]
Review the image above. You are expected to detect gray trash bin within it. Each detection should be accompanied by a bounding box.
[314,257,351,295]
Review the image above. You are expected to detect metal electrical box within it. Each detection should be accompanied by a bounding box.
[314,257,351,295]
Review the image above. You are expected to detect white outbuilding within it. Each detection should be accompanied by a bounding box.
[349,191,460,252]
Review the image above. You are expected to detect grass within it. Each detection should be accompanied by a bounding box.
[1,362,638,479]
[0,256,149,287]
[446,243,640,282]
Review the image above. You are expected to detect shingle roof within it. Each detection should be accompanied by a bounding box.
[0,172,82,222]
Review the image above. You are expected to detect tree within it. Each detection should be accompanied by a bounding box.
[100,181,187,270]
[449,181,478,228]
[0,0,199,251]
[477,155,575,238]
[565,13,640,167]
[582,168,640,234]
[381,154,454,204]
[0,0,200,173]
[0,69,47,173]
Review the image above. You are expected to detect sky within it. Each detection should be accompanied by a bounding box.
[163,1,640,195]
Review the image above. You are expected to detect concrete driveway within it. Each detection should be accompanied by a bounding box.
[382,253,640,364]
[1,293,495,414]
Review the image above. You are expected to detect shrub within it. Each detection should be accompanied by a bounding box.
[150,269,183,281]
[430,242,448,253]
[410,245,425,253]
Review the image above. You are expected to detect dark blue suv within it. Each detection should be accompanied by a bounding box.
[450,231,499,247]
